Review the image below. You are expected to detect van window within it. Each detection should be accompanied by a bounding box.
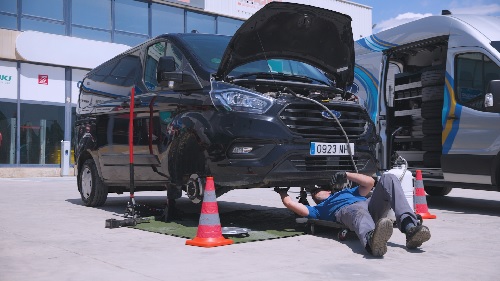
[87,55,141,91]
[455,52,500,111]
[144,41,183,91]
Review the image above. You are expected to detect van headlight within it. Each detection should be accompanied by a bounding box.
[210,81,274,114]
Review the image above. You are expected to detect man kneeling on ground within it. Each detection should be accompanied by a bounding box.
[275,172,431,257]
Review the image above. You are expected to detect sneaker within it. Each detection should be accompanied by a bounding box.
[367,218,394,257]
[406,225,431,249]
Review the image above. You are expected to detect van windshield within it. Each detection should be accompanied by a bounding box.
[179,34,331,85]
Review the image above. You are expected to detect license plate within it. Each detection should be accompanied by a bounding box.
[310,142,355,155]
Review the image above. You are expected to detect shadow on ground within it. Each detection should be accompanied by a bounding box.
[426,195,500,216]
[66,194,309,243]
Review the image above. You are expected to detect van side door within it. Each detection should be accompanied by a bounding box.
[441,47,500,186]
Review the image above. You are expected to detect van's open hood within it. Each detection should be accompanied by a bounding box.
[215,2,354,88]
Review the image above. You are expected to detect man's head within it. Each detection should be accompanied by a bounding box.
[309,187,332,204]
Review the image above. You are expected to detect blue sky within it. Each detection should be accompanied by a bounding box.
[352,0,500,33]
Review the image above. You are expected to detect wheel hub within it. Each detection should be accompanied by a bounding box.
[81,167,92,199]
[186,174,203,204]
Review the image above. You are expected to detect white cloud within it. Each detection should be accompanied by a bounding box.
[448,4,500,15]
[373,12,432,33]
[372,3,500,34]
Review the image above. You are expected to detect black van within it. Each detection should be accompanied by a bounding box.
[74,2,379,206]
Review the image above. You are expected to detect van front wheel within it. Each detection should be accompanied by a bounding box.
[78,159,108,207]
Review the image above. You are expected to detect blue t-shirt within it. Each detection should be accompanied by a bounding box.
[306,186,366,221]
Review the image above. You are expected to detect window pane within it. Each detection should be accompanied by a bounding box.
[21,18,65,35]
[217,17,242,36]
[0,14,17,31]
[22,0,63,21]
[72,0,111,30]
[144,41,183,90]
[20,103,65,164]
[72,26,111,42]
[115,0,148,35]
[114,32,148,47]
[152,3,184,36]
[0,101,17,164]
[0,1,17,13]
[186,11,215,34]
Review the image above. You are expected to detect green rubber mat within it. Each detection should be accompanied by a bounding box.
[132,208,306,243]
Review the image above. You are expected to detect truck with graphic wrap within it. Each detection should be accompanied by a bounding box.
[353,12,500,195]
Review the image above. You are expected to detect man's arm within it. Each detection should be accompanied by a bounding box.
[276,190,309,217]
[346,172,375,197]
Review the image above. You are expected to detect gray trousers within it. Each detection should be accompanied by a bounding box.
[334,173,418,247]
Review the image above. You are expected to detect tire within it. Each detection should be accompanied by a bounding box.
[421,100,443,119]
[422,135,442,152]
[422,85,445,102]
[78,158,108,207]
[422,119,442,135]
[423,151,441,168]
[421,70,445,87]
[424,186,452,196]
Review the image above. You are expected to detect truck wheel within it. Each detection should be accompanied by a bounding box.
[422,100,443,119]
[422,85,445,102]
[422,119,442,135]
[421,70,445,87]
[422,135,442,152]
[78,158,108,207]
[424,186,452,196]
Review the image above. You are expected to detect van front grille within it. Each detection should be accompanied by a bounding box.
[279,103,369,139]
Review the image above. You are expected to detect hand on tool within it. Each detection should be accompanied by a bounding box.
[331,171,347,186]
[274,187,290,195]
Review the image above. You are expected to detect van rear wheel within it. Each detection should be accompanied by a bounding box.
[78,158,108,207]
[424,186,452,196]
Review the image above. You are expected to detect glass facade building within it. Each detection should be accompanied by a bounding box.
[0,0,371,173]
[0,0,243,168]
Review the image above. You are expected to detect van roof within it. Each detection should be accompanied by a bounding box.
[355,14,500,55]
[451,14,500,41]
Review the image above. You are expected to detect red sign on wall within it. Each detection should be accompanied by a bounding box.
[38,75,48,85]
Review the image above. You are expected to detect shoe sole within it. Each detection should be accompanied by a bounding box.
[371,218,393,257]
[407,227,431,249]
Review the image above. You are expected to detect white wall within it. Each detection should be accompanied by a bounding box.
[16,31,130,70]
[20,63,66,103]
[205,0,372,39]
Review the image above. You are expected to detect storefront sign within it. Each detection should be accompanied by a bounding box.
[237,0,281,15]
[160,0,205,9]
[38,75,48,85]
[0,61,18,100]
[0,74,12,83]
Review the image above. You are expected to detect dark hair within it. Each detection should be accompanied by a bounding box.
[310,188,324,196]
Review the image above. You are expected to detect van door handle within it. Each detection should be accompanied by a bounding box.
[447,116,458,120]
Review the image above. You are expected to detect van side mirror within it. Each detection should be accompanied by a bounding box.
[485,80,500,112]
[157,56,182,87]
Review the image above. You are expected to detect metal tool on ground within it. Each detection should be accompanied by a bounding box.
[221,227,250,238]
[105,217,150,229]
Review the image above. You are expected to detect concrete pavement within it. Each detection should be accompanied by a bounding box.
[1,177,500,281]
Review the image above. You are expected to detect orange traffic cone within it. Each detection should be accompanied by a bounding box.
[414,170,436,219]
[186,176,233,247]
